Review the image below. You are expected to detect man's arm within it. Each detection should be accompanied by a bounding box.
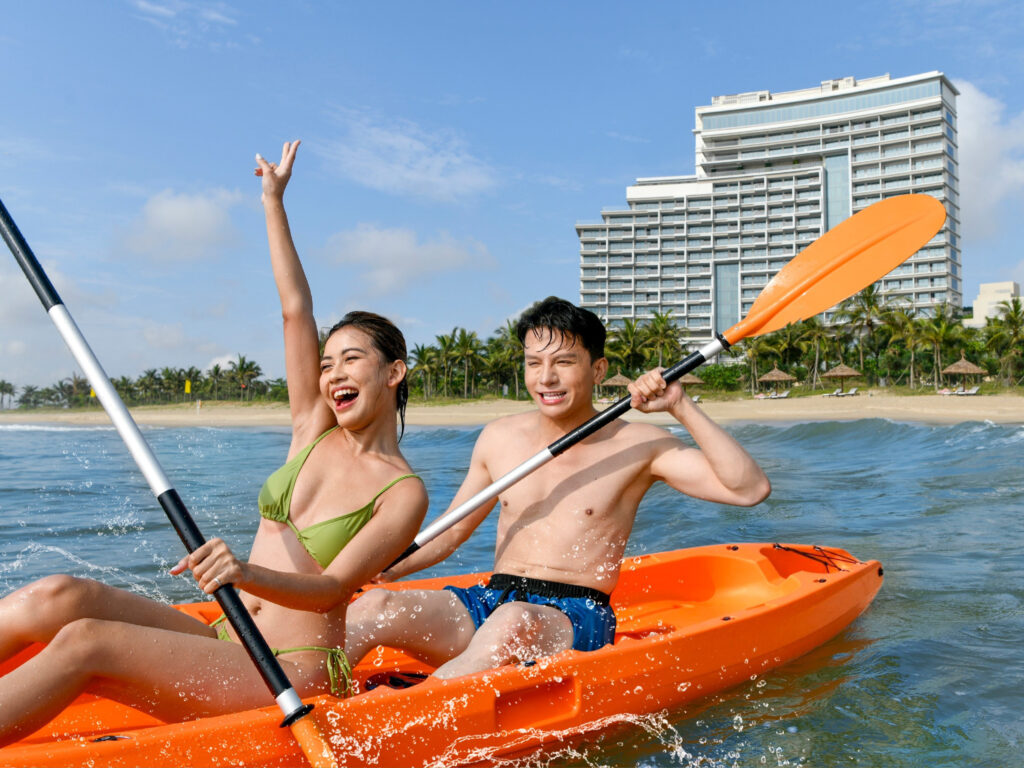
[380,425,501,580]
[630,368,771,506]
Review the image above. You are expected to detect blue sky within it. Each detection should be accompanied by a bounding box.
[2,0,1023,388]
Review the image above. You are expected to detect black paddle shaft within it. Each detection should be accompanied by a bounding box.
[0,196,311,725]
[548,344,725,456]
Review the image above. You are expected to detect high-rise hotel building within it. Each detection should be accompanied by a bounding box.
[577,72,961,338]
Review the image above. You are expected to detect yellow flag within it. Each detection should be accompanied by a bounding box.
[185,379,192,394]
[89,388,96,398]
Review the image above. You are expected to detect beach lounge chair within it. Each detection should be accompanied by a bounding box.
[955,385,980,396]
[822,388,841,397]
[769,390,790,399]
[691,394,701,403]
[837,387,859,397]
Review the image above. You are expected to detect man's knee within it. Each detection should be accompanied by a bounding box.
[483,603,573,657]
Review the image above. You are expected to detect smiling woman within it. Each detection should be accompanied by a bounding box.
[0,144,428,751]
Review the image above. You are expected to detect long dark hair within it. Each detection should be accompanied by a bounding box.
[326,311,409,440]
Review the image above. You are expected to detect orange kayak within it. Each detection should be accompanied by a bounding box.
[0,542,882,767]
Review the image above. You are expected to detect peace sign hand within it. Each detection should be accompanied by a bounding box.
[255,140,301,204]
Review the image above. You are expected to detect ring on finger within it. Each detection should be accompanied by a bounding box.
[211,575,222,588]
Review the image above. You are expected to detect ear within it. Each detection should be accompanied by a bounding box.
[592,356,609,384]
[387,359,408,388]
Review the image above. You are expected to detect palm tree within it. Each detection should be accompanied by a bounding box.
[452,328,484,398]
[606,319,647,376]
[17,384,40,409]
[229,355,262,401]
[160,367,184,403]
[642,310,683,368]
[986,297,1024,385]
[434,331,456,398]
[918,304,964,390]
[0,379,15,409]
[206,363,226,401]
[738,336,776,395]
[136,369,160,404]
[797,317,830,389]
[112,375,136,404]
[409,343,437,399]
[883,307,924,388]
[834,284,888,376]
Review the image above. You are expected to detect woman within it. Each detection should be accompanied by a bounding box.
[0,140,427,746]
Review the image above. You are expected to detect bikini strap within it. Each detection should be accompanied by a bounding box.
[370,473,420,504]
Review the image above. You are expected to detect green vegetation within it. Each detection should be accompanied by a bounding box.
[4,293,1024,410]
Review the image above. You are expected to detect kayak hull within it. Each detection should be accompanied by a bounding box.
[0,543,883,767]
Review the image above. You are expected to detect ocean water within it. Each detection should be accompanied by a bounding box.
[0,418,1021,767]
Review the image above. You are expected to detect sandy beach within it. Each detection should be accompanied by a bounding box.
[1,391,1022,428]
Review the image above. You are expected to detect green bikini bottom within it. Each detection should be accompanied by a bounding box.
[211,615,352,698]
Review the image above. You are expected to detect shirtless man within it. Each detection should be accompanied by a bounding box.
[345,296,770,679]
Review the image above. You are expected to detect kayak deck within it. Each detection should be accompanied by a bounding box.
[0,543,883,767]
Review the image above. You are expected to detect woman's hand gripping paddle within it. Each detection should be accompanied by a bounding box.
[0,198,337,768]
[390,194,947,568]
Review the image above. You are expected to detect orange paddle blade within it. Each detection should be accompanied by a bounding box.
[725,194,946,343]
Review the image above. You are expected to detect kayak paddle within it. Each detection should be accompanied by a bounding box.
[0,197,337,768]
[391,193,946,566]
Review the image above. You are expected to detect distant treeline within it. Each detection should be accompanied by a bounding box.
[4,290,1023,409]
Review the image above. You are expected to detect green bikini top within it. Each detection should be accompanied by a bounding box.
[258,427,419,569]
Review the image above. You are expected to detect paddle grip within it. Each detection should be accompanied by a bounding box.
[157,490,296,700]
[547,342,721,457]
[0,197,62,309]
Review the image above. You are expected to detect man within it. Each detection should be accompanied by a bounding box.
[345,297,769,679]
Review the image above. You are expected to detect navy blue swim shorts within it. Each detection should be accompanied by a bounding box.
[444,573,616,652]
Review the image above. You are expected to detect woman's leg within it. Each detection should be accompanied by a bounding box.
[0,617,322,747]
[0,574,213,662]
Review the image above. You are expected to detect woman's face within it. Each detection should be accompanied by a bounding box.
[319,327,397,426]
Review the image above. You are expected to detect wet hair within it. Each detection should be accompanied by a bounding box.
[326,311,409,440]
[515,296,606,362]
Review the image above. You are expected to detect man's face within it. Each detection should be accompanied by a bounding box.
[522,328,607,417]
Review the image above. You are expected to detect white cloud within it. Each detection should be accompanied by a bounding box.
[128,0,243,48]
[321,110,499,203]
[122,188,244,262]
[955,80,1024,243]
[322,224,493,296]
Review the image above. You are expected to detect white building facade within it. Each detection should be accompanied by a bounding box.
[578,72,961,338]
[963,281,1020,329]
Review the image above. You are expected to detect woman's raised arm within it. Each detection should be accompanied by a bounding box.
[257,141,334,447]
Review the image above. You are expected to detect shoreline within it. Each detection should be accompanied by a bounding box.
[1,391,1022,427]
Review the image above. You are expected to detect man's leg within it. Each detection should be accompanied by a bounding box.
[345,588,477,668]
[433,601,574,679]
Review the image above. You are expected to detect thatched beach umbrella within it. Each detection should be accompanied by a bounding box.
[678,373,704,387]
[757,366,795,394]
[821,363,862,393]
[603,370,633,387]
[941,351,985,390]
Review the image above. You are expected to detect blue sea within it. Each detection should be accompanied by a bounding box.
[0,418,1021,767]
